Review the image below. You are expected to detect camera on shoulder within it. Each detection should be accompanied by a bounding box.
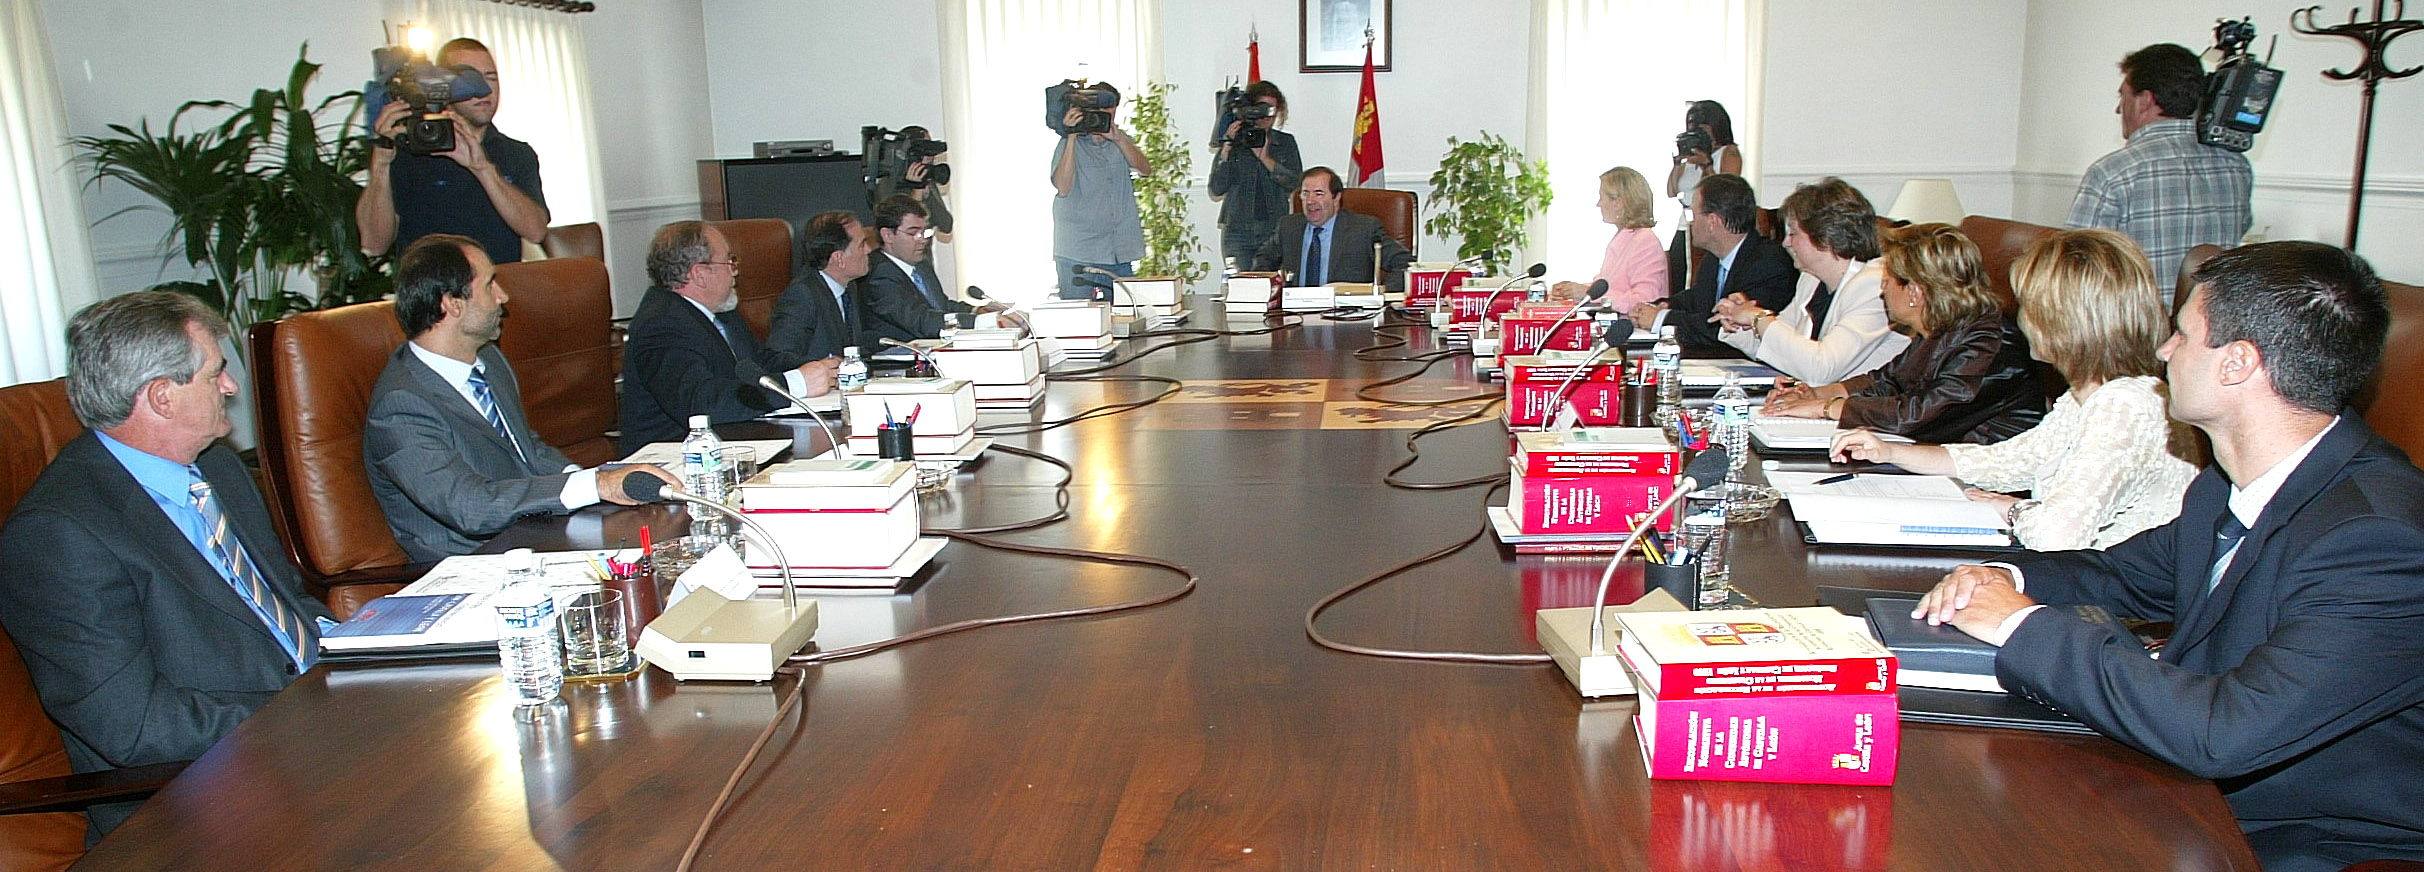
[1045,79,1120,136]
[369,45,491,155]
[863,126,951,192]
[1216,87,1274,151]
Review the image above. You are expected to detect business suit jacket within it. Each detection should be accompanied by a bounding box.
[1723,260,1910,385]
[0,433,332,837]
[1668,232,1797,354]
[765,270,864,370]
[1997,415,2424,870]
[364,343,580,562]
[618,286,791,452]
[1251,210,1413,292]
[861,253,968,346]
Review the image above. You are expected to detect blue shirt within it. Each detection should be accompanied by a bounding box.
[95,432,325,653]
[1299,213,1340,282]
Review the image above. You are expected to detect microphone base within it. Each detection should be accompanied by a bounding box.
[637,592,819,682]
[1534,588,1690,698]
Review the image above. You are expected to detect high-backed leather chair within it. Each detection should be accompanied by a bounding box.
[541,222,604,261]
[710,218,795,341]
[0,378,180,870]
[1960,215,2060,311]
[496,257,618,467]
[2362,278,2424,459]
[249,302,413,616]
[1285,188,1419,260]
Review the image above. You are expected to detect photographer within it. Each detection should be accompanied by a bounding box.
[1050,83,1150,300]
[871,126,955,239]
[357,37,549,265]
[1663,100,1743,294]
[1206,82,1302,269]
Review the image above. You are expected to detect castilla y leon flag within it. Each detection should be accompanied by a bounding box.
[1247,29,1261,82]
[1350,41,1384,185]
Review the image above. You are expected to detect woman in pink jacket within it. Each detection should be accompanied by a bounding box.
[1550,165,1667,312]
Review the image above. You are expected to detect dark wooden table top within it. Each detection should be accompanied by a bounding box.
[79,314,2259,870]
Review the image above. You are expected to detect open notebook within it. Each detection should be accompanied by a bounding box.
[1768,470,2012,547]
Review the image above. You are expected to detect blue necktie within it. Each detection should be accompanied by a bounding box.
[466,364,512,442]
[2209,512,2248,591]
[910,267,945,309]
[1305,225,1326,287]
[189,475,313,671]
[1717,261,1731,293]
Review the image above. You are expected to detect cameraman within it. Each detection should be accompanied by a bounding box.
[1206,82,1302,269]
[1662,100,1742,294]
[1050,87,1150,300]
[872,126,955,240]
[2066,43,2252,296]
[357,37,550,264]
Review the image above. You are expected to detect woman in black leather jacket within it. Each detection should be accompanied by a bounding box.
[1760,223,2047,444]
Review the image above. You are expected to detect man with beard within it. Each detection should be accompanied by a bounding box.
[620,221,839,451]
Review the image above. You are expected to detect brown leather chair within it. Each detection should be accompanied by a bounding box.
[249,302,413,617]
[710,218,795,342]
[1960,215,2060,311]
[0,378,182,870]
[1286,188,1420,260]
[496,257,618,467]
[2361,278,2424,459]
[541,222,604,261]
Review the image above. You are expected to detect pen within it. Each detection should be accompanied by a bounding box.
[1815,472,1860,486]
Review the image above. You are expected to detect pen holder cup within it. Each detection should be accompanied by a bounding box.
[1621,381,1657,427]
[1643,559,1702,610]
[875,424,915,461]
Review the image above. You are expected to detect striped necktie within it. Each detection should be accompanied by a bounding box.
[466,364,512,442]
[189,475,313,671]
[2209,512,2249,591]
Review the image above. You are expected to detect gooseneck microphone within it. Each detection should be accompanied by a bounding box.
[621,474,800,610]
[1584,446,1730,656]
[1476,262,1548,334]
[1532,317,1635,432]
[758,376,851,458]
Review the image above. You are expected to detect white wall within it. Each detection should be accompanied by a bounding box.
[1758,0,2027,219]
[2013,0,2424,281]
[703,0,946,158]
[41,0,711,314]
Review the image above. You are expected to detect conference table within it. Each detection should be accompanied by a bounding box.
[79,313,2258,870]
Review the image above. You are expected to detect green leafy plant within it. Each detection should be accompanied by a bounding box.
[75,44,386,345]
[1126,82,1210,288]
[1423,132,1552,274]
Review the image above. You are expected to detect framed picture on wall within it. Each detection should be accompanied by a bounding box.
[1300,0,1392,72]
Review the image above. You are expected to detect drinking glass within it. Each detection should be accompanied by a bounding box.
[560,589,637,680]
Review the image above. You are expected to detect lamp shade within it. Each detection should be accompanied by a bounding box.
[1887,179,1966,227]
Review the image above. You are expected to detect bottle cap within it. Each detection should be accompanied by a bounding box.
[844,346,861,357]
[688,414,710,428]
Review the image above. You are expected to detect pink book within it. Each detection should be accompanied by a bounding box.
[1633,691,1899,785]
[1509,466,1674,535]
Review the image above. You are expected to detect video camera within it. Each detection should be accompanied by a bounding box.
[1045,80,1120,136]
[1210,85,1275,151]
[862,126,951,193]
[1675,129,1712,159]
[2196,16,2281,153]
[367,44,491,155]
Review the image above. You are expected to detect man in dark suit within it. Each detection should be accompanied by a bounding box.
[1632,173,1797,354]
[365,235,674,561]
[0,292,335,839]
[859,196,1018,345]
[619,221,838,451]
[1913,242,2424,872]
[1252,166,1413,291]
[766,210,875,366]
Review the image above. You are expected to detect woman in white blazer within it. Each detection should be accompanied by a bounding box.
[1712,177,1909,384]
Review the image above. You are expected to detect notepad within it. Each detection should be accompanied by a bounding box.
[1767,471,2011,547]
[1681,360,1782,388]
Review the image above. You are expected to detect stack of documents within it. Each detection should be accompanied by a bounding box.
[1748,416,1913,452]
[1681,360,1782,389]
[1767,471,2012,547]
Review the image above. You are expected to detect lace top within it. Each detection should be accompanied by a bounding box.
[1943,376,2199,550]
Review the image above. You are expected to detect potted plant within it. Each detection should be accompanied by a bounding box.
[1423,132,1552,274]
[75,44,388,348]
[1125,82,1211,292]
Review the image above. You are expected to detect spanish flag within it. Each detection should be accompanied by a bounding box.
[1350,40,1384,185]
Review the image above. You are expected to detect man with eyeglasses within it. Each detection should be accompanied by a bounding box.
[619,221,839,451]
[860,196,1019,345]
[366,234,678,560]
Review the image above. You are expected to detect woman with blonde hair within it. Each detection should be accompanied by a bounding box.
[1833,228,2197,549]
[1761,223,2046,443]
[1549,166,1666,313]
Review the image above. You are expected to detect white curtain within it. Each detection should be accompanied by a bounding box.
[1529,0,1761,282]
[392,0,607,239]
[0,0,96,385]
[939,0,1159,305]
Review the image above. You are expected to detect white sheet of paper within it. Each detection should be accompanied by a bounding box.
[618,438,793,468]
[673,541,757,604]
[1766,471,1971,500]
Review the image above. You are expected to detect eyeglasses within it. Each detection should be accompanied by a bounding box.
[703,258,741,271]
[891,226,936,240]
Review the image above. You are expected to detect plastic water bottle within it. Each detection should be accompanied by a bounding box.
[1524,279,1548,303]
[1712,374,1755,483]
[1682,505,1731,608]
[679,415,727,537]
[494,548,563,707]
[838,346,869,392]
[1652,325,1683,425]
